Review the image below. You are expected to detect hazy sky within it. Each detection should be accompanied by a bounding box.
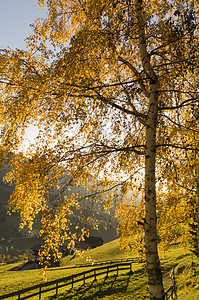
[0,1,46,146]
[0,0,45,49]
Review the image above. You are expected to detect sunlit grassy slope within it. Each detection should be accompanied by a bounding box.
[0,239,126,295]
[0,239,198,299]
[62,239,132,266]
[48,241,199,300]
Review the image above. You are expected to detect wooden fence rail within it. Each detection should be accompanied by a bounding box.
[73,257,138,268]
[0,262,132,300]
[165,268,177,300]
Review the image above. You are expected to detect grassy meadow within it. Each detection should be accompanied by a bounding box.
[0,239,198,299]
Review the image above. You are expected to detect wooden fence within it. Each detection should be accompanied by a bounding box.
[0,262,132,300]
[165,268,177,300]
[74,257,138,268]
[0,262,176,300]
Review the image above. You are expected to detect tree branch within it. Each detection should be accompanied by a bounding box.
[158,98,198,111]
[118,55,150,98]
[96,92,147,125]
[160,114,199,133]
[157,144,199,151]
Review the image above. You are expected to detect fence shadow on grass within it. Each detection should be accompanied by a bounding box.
[55,272,132,300]
[72,280,95,300]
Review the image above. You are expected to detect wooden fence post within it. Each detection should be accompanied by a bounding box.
[170,267,177,299]
[39,286,41,300]
[129,263,133,274]
[94,269,97,281]
[56,282,58,295]
[83,273,85,285]
[106,266,109,278]
[116,265,119,276]
[18,293,20,300]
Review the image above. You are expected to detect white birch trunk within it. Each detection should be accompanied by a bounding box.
[145,85,165,299]
[135,0,165,298]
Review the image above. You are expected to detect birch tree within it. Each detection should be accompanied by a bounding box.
[0,0,198,299]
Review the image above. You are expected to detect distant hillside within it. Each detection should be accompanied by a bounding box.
[0,165,119,251]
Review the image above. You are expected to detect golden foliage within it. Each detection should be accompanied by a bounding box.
[0,1,198,278]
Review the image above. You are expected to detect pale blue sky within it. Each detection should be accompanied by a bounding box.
[0,0,45,49]
[0,1,46,146]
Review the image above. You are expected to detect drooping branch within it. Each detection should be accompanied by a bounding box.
[52,164,143,206]
[74,167,143,203]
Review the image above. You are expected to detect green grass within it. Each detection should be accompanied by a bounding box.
[0,260,91,296]
[0,239,128,296]
[0,240,198,299]
[50,271,148,300]
[50,243,199,300]
[62,239,131,267]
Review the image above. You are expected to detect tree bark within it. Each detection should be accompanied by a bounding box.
[135,0,165,298]
[195,156,199,255]
[145,85,165,300]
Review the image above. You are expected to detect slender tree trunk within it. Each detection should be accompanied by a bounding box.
[135,0,165,298]
[144,86,165,299]
[195,154,199,255]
